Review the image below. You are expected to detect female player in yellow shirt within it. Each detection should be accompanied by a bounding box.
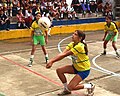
[46,30,95,96]
[101,15,120,57]
[28,12,49,67]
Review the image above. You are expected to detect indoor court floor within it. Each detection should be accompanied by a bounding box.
[0,31,120,96]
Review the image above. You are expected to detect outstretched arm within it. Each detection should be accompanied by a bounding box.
[46,50,73,68]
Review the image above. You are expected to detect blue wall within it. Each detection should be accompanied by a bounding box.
[52,17,105,26]
[10,17,105,29]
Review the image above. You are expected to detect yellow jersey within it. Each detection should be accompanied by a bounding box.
[104,22,118,35]
[31,21,47,36]
[66,42,90,71]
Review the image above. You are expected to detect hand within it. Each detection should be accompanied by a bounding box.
[46,61,53,69]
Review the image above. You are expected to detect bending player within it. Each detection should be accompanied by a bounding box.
[101,15,120,57]
[28,12,50,67]
[46,30,95,96]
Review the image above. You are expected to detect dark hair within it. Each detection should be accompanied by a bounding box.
[106,15,112,20]
[76,30,88,55]
[106,15,118,30]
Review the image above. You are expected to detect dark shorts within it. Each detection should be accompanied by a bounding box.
[73,65,90,80]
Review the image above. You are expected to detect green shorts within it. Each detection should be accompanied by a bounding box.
[105,33,118,42]
[33,35,45,45]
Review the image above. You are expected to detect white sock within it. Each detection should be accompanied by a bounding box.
[63,83,67,90]
[104,49,106,52]
[61,14,63,18]
[23,23,26,27]
[115,50,118,53]
[63,83,71,92]
[84,84,92,89]
[18,23,20,27]
[66,86,71,92]
[75,13,77,17]
[68,14,70,18]
[30,55,34,59]
[45,54,48,58]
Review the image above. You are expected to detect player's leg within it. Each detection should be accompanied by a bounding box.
[67,74,95,95]
[112,34,120,57]
[41,45,49,63]
[101,40,108,55]
[28,36,38,67]
[67,70,95,96]
[101,34,111,55]
[39,35,49,63]
[56,65,75,95]
[57,66,95,96]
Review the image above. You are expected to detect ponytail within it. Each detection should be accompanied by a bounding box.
[76,30,88,55]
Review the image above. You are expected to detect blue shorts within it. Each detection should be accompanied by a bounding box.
[73,66,90,80]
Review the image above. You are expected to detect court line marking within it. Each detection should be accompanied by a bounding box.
[57,35,106,72]
[0,54,61,86]
[1,36,119,77]
[58,35,120,78]
[0,45,67,55]
[92,50,120,77]
[0,36,119,94]
[0,50,81,95]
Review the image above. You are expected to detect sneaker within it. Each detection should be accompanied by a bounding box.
[58,90,71,96]
[101,51,106,55]
[28,58,33,67]
[28,64,32,67]
[45,57,49,63]
[87,83,95,96]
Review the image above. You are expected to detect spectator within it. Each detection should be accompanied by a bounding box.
[16,9,26,29]
[6,0,13,17]
[103,2,112,16]
[12,0,20,16]
[3,3,9,16]
[32,2,42,17]
[71,0,82,13]
[40,0,46,14]
[0,9,10,31]
[68,5,78,19]
[81,2,90,18]
[25,7,34,28]
[48,3,60,20]
[97,0,103,13]
[89,1,97,14]
[60,3,69,19]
